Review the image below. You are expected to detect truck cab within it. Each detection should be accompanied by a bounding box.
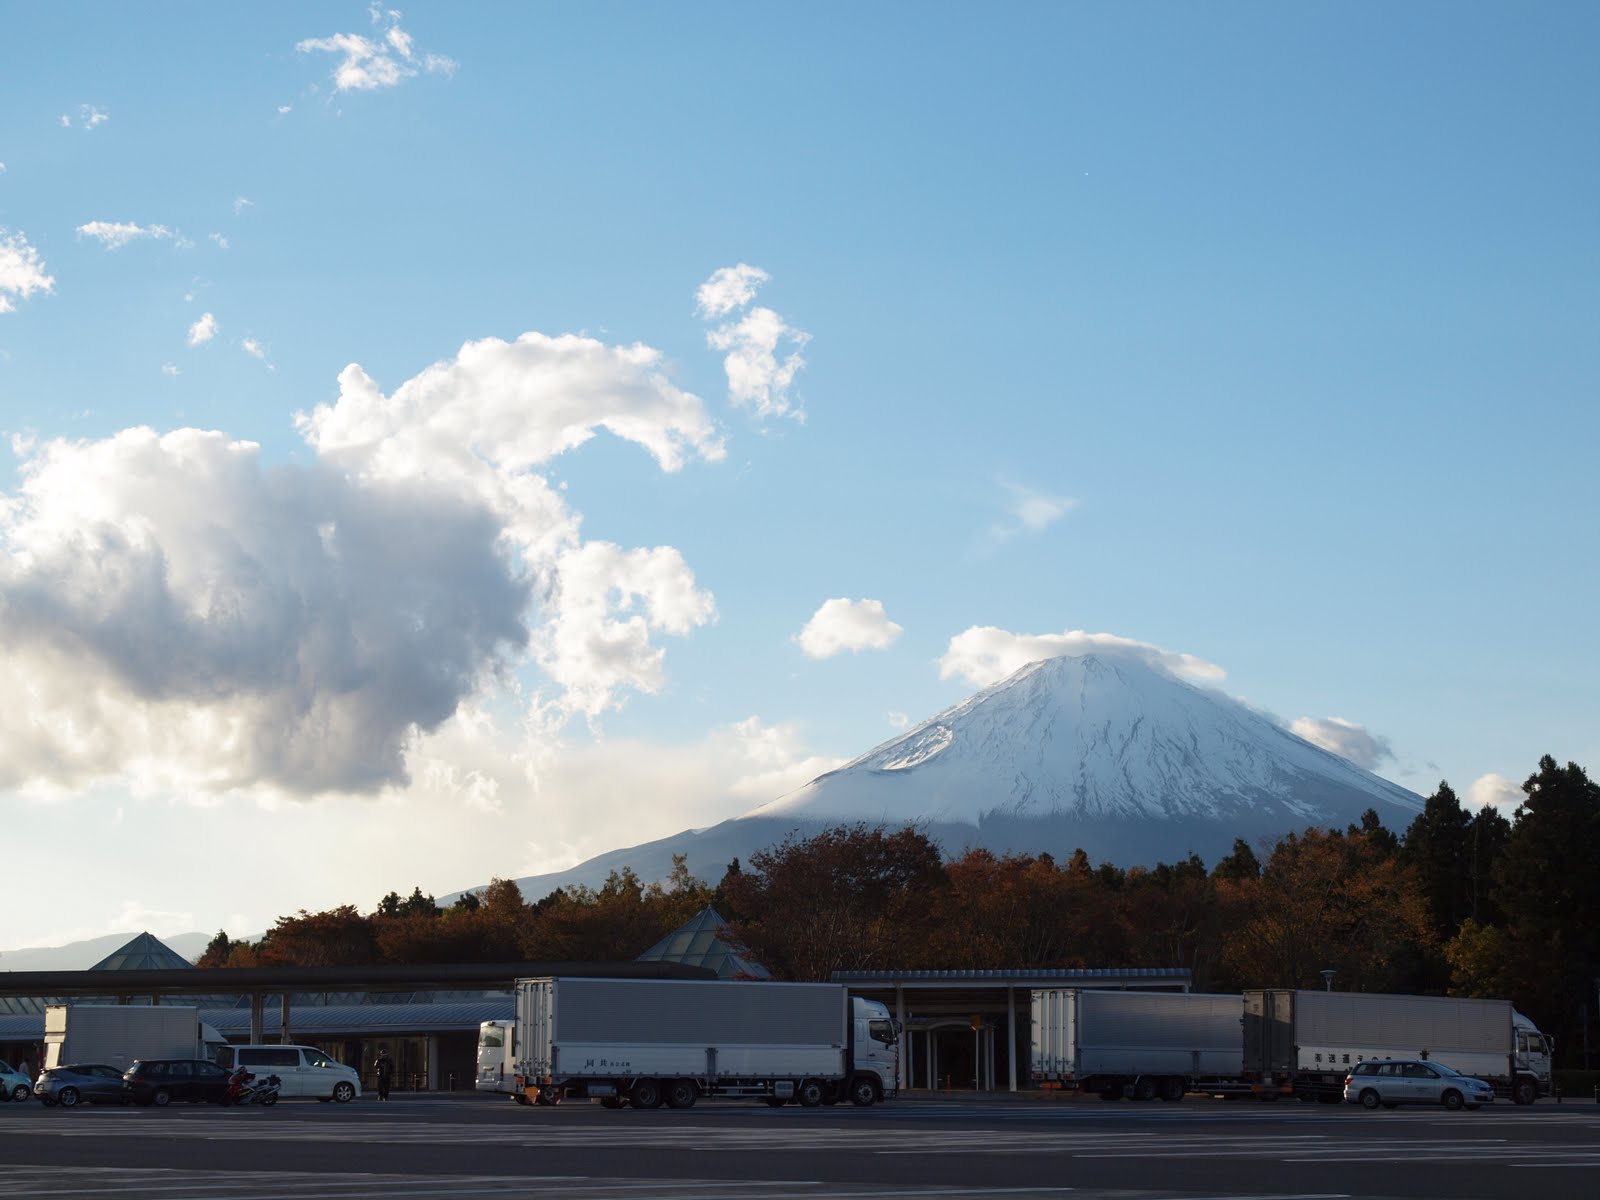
[851,996,899,1102]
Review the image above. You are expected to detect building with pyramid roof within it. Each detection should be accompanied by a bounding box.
[635,907,771,980]
[88,932,196,973]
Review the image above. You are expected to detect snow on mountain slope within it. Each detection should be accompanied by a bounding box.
[489,653,1423,903]
[744,654,1423,827]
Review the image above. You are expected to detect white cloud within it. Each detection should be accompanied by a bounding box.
[60,104,110,130]
[1288,716,1394,770]
[696,265,809,421]
[161,363,180,376]
[77,221,174,250]
[887,710,910,730]
[277,105,292,115]
[297,9,456,93]
[695,263,769,319]
[795,598,903,659]
[0,325,726,800]
[187,312,218,345]
[210,233,230,250]
[0,229,55,314]
[990,481,1077,542]
[233,196,254,215]
[240,337,269,361]
[938,626,1226,689]
[1467,772,1523,815]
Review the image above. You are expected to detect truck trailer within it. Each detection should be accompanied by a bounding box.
[1242,990,1553,1104]
[506,977,898,1109]
[44,1005,228,1071]
[1030,989,1251,1101]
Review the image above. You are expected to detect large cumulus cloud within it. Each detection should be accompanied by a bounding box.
[0,329,723,797]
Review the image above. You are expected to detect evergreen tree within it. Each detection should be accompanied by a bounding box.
[1492,756,1600,1051]
[1212,837,1262,883]
[1401,782,1473,939]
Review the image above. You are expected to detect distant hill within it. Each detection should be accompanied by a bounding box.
[0,931,210,972]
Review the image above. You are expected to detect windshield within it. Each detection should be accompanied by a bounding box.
[1433,1063,1462,1076]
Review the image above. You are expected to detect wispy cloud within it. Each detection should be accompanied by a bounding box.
[0,229,55,314]
[240,337,274,370]
[795,598,903,659]
[1289,716,1394,770]
[60,104,110,130]
[696,264,809,422]
[209,233,230,250]
[297,7,457,93]
[233,197,254,216]
[77,221,175,250]
[988,481,1076,544]
[187,312,218,346]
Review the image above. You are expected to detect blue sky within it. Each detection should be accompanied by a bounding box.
[1,2,1595,949]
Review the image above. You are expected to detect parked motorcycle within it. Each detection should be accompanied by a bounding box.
[224,1069,281,1107]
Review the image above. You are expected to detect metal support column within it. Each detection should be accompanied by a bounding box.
[279,993,291,1044]
[895,985,906,1093]
[1007,985,1017,1092]
[249,992,265,1043]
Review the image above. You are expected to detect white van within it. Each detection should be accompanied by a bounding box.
[215,1044,361,1102]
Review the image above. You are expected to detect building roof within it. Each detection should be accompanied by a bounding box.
[635,907,771,980]
[88,932,197,973]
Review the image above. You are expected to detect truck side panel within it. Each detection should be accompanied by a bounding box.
[1032,990,1244,1082]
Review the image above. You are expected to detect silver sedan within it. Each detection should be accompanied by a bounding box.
[1344,1059,1494,1110]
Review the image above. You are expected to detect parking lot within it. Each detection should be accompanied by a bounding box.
[4,1092,1599,1199]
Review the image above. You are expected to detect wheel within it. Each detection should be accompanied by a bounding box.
[848,1076,878,1107]
[1512,1078,1536,1106]
[1131,1077,1157,1103]
[152,1089,172,1107]
[797,1079,825,1108]
[260,1093,277,1107]
[631,1079,663,1109]
[535,1088,563,1106]
[58,1087,80,1108]
[1359,1088,1381,1110]
[1441,1089,1464,1112]
[332,1081,356,1103]
[665,1079,697,1109]
[599,1095,626,1109]
[1159,1077,1185,1103]
[12,1084,32,1103]
[764,1096,788,1107]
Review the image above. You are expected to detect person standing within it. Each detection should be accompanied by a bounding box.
[374,1049,393,1101]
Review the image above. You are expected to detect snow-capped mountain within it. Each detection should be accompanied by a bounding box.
[496,654,1424,901]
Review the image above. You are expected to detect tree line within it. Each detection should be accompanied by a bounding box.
[198,754,1600,1064]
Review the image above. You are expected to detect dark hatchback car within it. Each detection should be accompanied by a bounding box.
[36,1063,132,1107]
[123,1059,232,1106]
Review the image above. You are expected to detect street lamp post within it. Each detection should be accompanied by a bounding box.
[1320,969,1336,992]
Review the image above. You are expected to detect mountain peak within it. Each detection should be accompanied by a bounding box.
[746,652,1421,835]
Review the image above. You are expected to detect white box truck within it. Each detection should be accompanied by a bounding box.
[505,977,898,1109]
[44,1004,228,1071]
[1242,990,1554,1104]
[1030,989,1251,1101]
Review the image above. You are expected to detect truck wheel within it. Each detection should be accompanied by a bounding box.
[848,1076,878,1107]
[1131,1077,1157,1103]
[763,1097,788,1107]
[1512,1079,1536,1106]
[600,1096,626,1109]
[797,1079,825,1108]
[1159,1077,1185,1103]
[1358,1088,1381,1110]
[665,1080,697,1109]
[631,1079,664,1109]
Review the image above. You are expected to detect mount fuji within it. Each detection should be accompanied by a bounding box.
[496,654,1425,900]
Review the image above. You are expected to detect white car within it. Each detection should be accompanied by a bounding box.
[1343,1059,1494,1110]
[214,1045,361,1102]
